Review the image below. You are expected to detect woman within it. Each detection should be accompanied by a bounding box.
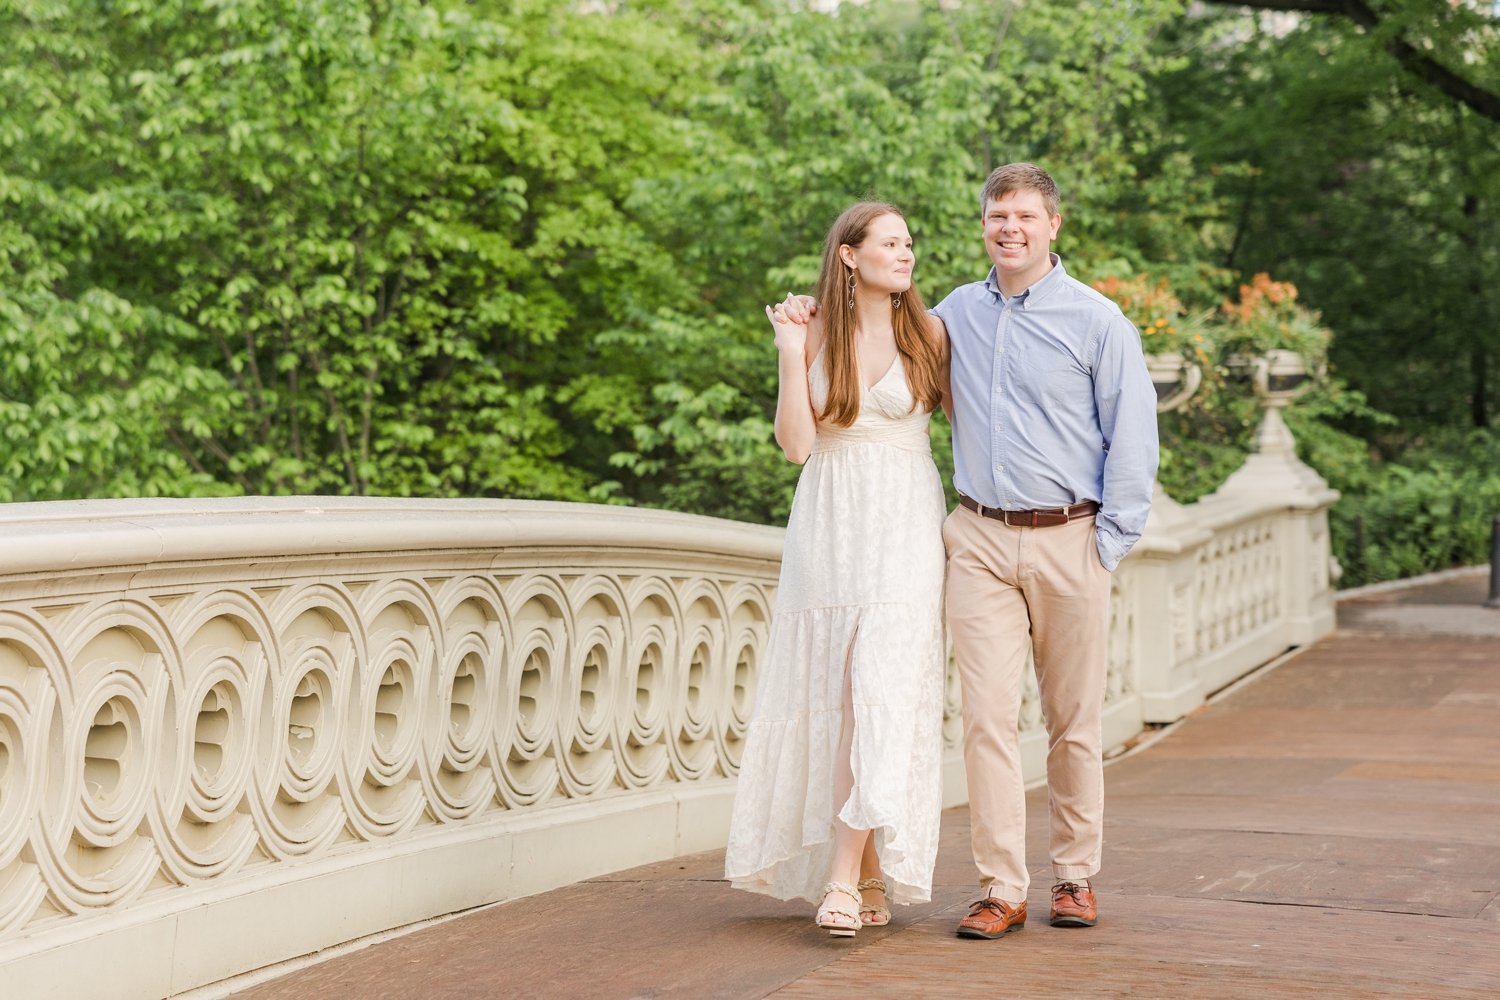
[724,202,949,937]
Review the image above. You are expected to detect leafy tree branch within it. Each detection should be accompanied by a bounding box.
[1203,0,1500,122]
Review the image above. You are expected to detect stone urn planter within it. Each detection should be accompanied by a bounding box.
[1222,349,1316,458]
[1145,351,1202,414]
[1224,349,1313,405]
[1259,348,1313,400]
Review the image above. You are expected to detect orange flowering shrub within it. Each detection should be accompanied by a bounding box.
[1091,274,1210,361]
[1217,272,1330,364]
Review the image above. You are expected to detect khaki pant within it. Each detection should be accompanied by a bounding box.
[943,505,1111,902]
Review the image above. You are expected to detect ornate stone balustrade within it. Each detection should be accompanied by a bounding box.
[0,452,1337,997]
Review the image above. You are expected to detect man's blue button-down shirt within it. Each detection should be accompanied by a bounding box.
[932,256,1159,571]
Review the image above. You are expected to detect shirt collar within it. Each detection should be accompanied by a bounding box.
[983,253,1065,310]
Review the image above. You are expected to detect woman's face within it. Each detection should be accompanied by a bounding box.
[843,213,914,295]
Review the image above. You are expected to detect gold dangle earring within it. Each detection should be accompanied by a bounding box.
[892,292,903,310]
[846,268,857,311]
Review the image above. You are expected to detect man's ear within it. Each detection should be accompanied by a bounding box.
[1049,214,1063,240]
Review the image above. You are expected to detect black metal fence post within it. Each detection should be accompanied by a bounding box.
[1488,514,1500,609]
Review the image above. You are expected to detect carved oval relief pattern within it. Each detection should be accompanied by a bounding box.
[0,563,785,940]
[0,547,1061,944]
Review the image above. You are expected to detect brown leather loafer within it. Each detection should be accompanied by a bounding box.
[1049,880,1097,927]
[956,896,1026,939]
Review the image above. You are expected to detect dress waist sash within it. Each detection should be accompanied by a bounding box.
[810,423,931,455]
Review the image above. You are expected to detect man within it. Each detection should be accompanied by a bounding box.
[932,162,1157,938]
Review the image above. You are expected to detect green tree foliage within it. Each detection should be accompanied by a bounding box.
[0,0,1239,514]
[1203,0,1500,124]
[617,0,1231,515]
[2,0,735,501]
[1331,429,1500,586]
[1152,4,1500,578]
[1155,6,1500,434]
[2,0,1495,585]
[0,1,233,500]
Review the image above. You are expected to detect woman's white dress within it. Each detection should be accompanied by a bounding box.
[724,349,947,905]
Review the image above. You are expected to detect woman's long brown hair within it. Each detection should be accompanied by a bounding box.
[813,202,943,427]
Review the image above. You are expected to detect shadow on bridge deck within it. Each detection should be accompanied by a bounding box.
[222,570,1500,1000]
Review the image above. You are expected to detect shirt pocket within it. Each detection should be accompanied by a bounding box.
[1043,360,1091,408]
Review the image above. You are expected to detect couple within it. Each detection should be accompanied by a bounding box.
[723,163,1159,940]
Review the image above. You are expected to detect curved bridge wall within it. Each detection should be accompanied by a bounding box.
[0,487,1336,997]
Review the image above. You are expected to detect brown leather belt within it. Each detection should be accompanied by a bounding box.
[959,495,1099,528]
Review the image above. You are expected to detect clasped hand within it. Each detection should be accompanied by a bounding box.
[765,293,819,355]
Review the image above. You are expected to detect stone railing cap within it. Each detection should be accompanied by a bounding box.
[0,496,786,574]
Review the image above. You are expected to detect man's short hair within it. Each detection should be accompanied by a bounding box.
[980,163,1059,218]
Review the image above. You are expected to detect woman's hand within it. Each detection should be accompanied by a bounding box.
[766,301,809,357]
[767,295,820,464]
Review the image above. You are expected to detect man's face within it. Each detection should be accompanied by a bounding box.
[982,188,1061,291]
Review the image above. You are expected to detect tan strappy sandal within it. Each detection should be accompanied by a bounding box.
[858,877,891,927]
[815,881,861,938]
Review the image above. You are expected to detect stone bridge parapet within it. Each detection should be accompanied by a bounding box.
[0,452,1337,997]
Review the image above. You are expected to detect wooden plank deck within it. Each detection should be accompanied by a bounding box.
[224,571,1500,1000]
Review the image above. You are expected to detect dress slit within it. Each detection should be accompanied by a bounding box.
[833,621,863,830]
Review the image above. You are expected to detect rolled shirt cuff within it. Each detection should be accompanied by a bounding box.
[1094,523,1134,573]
